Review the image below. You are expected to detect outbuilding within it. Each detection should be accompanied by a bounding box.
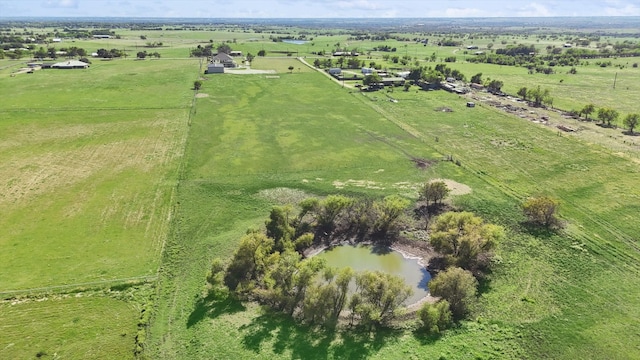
[51,60,89,69]
[206,63,225,74]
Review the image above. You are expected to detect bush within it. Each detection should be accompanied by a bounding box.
[429,267,478,320]
[418,300,453,334]
[522,196,560,228]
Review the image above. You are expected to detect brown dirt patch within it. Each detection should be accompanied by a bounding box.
[430,178,472,195]
[411,157,434,169]
[195,93,209,98]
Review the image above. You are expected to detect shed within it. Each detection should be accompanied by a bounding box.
[361,67,374,75]
[467,102,475,108]
[206,63,225,74]
[229,50,242,57]
[328,68,342,75]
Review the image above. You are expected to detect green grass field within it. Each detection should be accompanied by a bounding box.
[0,58,196,356]
[147,58,640,359]
[3,24,640,359]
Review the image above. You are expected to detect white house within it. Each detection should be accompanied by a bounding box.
[361,67,374,75]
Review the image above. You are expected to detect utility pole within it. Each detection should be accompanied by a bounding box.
[613,72,618,89]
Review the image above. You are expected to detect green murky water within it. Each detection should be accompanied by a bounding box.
[314,244,430,305]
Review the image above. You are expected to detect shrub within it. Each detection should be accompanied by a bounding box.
[418,300,453,334]
[522,196,560,228]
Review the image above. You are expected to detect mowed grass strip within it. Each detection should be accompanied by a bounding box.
[0,297,138,360]
[0,60,196,291]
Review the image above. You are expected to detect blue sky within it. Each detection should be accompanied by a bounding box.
[1,0,640,18]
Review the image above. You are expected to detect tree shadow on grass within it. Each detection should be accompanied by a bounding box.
[519,221,559,239]
[187,291,245,328]
[240,310,401,359]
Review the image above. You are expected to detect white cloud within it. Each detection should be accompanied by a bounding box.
[604,2,640,15]
[442,7,485,17]
[517,2,553,16]
[42,0,78,8]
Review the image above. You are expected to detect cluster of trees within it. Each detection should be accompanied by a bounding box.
[207,194,418,328]
[417,207,504,334]
[136,50,161,59]
[415,181,504,334]
[407,64,465,85]
[372,44,396,52]
[190,43,239,58]
[578,103,639,133]
[516,86,553,107]
[96,48,125,58]
[314,57,364,69]
[471,73,504,94]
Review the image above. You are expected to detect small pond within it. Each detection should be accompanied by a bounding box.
[314,244,430,305]
[282,39,308,45]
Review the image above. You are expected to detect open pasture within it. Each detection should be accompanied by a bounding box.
[2,21,640,359]
[147,53,640,359]
[0,59,196,290]
[0,296,139,359]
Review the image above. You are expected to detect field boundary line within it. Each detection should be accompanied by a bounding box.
[0,275,157,297]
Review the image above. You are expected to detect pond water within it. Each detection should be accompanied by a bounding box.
[282,39,308,45]
[314,244,430,305]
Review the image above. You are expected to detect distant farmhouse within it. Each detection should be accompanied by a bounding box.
[93,35,111,39]
[211,53,237,68]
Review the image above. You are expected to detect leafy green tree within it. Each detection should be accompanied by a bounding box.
[353,271,413,328]
[246,52,255,63]
[294,233,314,253]
[623,113,639,134]
[527,86,551,107]
[262,249,301,311]
[372,195,410,236]
[289,257,325,315]
[470,73,483,84]
[257,49,266,56]
[265,205,295,251]
[317,195,352,232]
[486,79,504,94]
[517,87,528,100]
[217,44,232,54]
[223,232,274,293]
[34,46,47,59]
[193,80,202,90]
[206,258,228,297]
[597,107,619,127]
[417,300,452,334]
[363,73,382,86]
[288,65,294,73]
[429,212,504,270]
[522,196,560,228]
[420,181,450,207]
[581,103,595,120]
[429,267,478,320]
